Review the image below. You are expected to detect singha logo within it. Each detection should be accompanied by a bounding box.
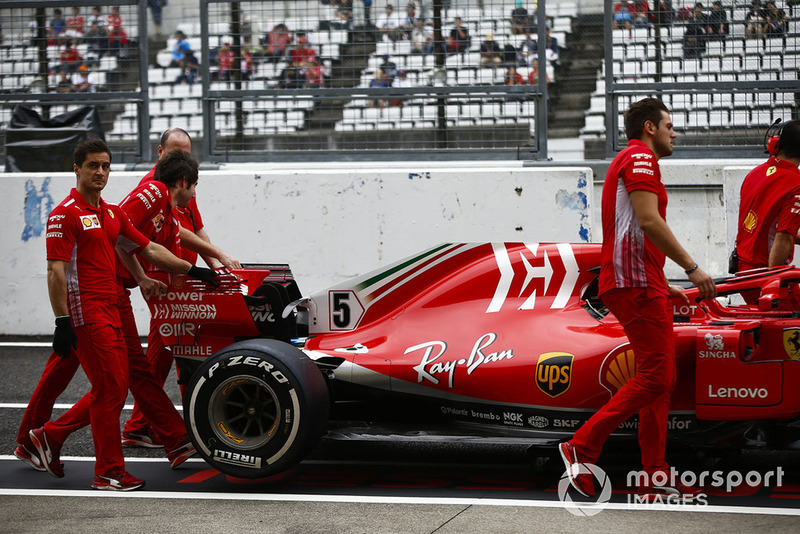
[704,333,724,351]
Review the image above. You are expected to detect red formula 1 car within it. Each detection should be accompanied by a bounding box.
[147,243,800,478]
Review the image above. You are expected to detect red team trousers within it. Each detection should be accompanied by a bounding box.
[21,287,187,474]
[572,288,676,474]
[123,319,177,435]
[44,324,129,476]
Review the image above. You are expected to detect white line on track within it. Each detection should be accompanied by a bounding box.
[0,485,798,515]
[0,458,797,515]
[0,403,182,411]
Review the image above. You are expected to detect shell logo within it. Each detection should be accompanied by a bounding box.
[599,345,637,396]
[742,210,758,233]
[172,275,186,289]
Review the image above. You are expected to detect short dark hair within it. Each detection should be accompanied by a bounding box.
[624,97,670,140]
[154,149,198,187]
[777,120,800,159]
[73,138,111,167]
[160,127,191,149]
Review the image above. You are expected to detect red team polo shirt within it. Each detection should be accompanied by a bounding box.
[736,157,800,267]
[117,180,181,286]
[140,165,204,264]
[599,139,668,295]
[46,188,149,327]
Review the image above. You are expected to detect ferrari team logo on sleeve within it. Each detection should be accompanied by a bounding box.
[80,214,101,230]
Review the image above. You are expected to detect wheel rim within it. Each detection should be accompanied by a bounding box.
[208,375,280,450]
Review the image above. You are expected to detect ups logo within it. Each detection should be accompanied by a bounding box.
[536,352,574,398]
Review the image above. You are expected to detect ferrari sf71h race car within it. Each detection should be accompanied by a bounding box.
[147,243,800,479]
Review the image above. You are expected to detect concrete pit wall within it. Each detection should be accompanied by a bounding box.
[2,159,760,335]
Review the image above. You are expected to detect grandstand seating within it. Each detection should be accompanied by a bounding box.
[119,4,576,140]
[581,7,799,137]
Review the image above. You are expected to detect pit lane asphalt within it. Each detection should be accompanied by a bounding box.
[2,340,800,534]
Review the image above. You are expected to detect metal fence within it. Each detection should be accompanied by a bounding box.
[0,0,150,163]
[600,0,800,157]
[196,0,550,161]
[0,0,797,163]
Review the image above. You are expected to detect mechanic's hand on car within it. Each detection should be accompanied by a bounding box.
[689,268,717,300]
[53,316,77,359]
[188,265,220,287]
[139,276,168,300]
[218,252,242,271]
[668,284,689,304]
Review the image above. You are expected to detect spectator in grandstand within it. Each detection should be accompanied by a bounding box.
[447,17,471,55]
[631,0,650,28]
[519,28,559,70]
[56,71,72,93]
[765,2,788,36]
[48,9,67,46]
[682,3,707,59]
[174,49,199,85]
[148,0,167,38]
[480,33,503,70]
[65,7,85,41]
[303,56,325,88]
[380,54,398,86]
[107,24,128,57]
[277,64,305,89]
[291,36,316,67]
[107,6,124,33]
[72,65,95,93]
[505,65,523,86]
[706,1,729,45]
[653,0,675,29]
[86,22,108,57]
[215,41,235,82]
[331,0,354,30]
[363,0,373,25]
[527,59,550,85]
[169,31,191,67]
[376,4,404,42]
[746,0,768,38]
[59,40,83,73]
[613,1,634,30]
[265,23,292,63]
[399,3,419,37]
[87,6,106,29]
[510,3,532,35]
[369,69,390,108]
[410,18,434,56]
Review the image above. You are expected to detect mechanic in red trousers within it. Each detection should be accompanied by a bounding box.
[28,138,219,490]
[13,136,239,474]
[559,98,717,499]
[735,120,800,280]
[121,128,239,448]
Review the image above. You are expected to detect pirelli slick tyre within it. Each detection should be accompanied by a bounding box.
[185,339,329,479]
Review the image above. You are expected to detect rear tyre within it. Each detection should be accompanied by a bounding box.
[184,339,329,478]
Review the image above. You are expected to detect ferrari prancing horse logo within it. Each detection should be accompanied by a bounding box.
[783,328,800,360]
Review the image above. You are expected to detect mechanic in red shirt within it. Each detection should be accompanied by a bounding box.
[121,128,240,448]
[559,98,716,500]
[735,120,800,274]
[26,139,218,490]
